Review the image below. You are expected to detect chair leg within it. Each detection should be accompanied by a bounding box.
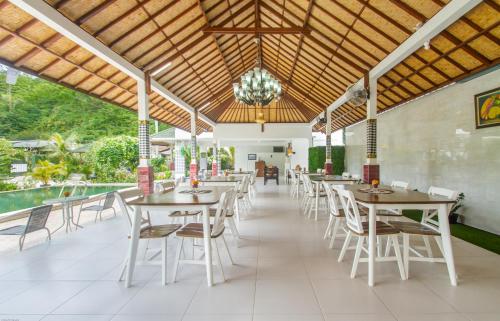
[434,236,444,257]
[172,237,184,283]
[75,210,82,230]
[403,233,410,279]
[118,260,127,282]
[351,236,364,278]
[227,217,240,239]
[338,231,352,262]
[423,235,433,258]
[45,228,52,241]
[161,237,168,286]
[213,239,225,282]
[377,236,382,257]
[392,235,406,280]
[18,235,25,251]
[323,215,334,239]
[222,235,234,265]
[112,207,117,218]
[384,235,392,257]
[329,218,341,249]
[94,211,99,223]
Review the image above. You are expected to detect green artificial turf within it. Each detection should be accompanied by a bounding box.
[403,210,500,255]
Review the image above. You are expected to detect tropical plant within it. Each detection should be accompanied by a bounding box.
[49,133,76,162]
[0,181,17,191]
[32,160,67,185]
[0,138,25,177]
[85,136,139,182]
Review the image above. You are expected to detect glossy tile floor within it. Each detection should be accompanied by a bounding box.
[0,181,499,321]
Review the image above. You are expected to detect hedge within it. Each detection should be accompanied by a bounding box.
[308,146,345,175]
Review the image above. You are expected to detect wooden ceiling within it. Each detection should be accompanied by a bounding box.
[0,0,498,133]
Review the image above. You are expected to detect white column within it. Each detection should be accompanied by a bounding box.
[324,111,332,174]
[137,77,154,194]
[366,78,377,165]
[189,110,198,181]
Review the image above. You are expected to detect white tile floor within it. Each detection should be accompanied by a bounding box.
[0,182,499,321]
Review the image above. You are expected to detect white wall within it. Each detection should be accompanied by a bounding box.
[345,69,500,234]
[214,123,312,140]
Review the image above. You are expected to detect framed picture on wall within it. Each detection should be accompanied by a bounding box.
[475,87,500,129]
[248,154,257,160]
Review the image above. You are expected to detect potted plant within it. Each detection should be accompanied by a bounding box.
[449,192,465,224]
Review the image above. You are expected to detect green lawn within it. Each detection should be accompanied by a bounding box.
[403,210,500,255]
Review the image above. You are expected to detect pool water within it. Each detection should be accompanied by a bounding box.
[0,185,132,214]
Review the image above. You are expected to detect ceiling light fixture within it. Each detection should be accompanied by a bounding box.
[151,62,171,77]
[233,38,281,108]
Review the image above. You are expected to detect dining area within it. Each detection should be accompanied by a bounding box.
[292,171,459,287]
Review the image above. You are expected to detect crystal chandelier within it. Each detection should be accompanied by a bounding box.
[233,39,282,107]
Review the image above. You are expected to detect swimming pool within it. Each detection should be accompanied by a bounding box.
[0,185,133,215]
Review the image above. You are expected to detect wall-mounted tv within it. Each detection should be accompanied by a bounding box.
[273,146,284,153]
[248,154,257,160]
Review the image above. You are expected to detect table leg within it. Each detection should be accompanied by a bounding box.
[202,205,213,286]
[315,182,319,221]
[438,204,457,286]
[65,203,71,233]
[71,201,84,229]
[52,205,66,234]
[368,204,376,287]
[125,205,142,288]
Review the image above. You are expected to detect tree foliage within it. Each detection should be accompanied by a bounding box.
[0,69,141,142]
[85,136,138,182]
[0,138,24,176]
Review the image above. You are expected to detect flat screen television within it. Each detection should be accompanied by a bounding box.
[273,146,284,153]
[248,154,257,160]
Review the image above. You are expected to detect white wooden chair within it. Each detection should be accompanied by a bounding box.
[301,174,327,219]
[377,180,410,221]
[388,186,458,279]
[235,175,251,219]
[322,182,350,248]
[116,188,181,285]
[173,190,235,283]
[342,172,350,178]
[337,188,406,280]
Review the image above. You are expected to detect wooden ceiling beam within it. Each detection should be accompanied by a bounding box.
[361,1,468,75]
[379,21,499,95]
[386,0,490,65]
[284,0,313,96]
[202,27,309,34]
[198,0,236,82]
[93,0,154,37]
[260,1,367,75]
[330,0,443,85]
[76,0,118,25]
[108,1,181,50]
[263,63,325,112]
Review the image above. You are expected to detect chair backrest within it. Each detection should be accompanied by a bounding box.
[290,169,298,185]
[158,181,175,192]
[239,175,249,194]
[302,174,313,195]
[115,188,143,226]
[250,172,256,185]
[423,186,459,230]
[351,174,360,180]
[391,180,409,189]
[336,188,364,234]
[342,172,350,178]
[102,192,116,209]
[322,182,341,217]
[25,204,52,234]
[211,190,231,237]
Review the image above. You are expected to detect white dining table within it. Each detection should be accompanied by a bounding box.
[125,187,229,287]
[309,175,359,220]
[341,184,458,287]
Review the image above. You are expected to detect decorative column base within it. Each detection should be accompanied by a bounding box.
[189,161,198,182]
[363,164,379,184]
[324,161,332,175]
[138,166,154,195]
[212,162,218,176]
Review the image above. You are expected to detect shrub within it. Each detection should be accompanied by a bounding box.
[85,136,138,182]
[0,181,17,191]
[32,160,67,185]
[308,146,345,175]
